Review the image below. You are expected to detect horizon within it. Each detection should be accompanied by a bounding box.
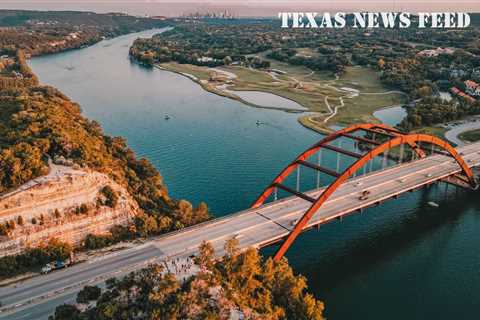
[0,1,479,17]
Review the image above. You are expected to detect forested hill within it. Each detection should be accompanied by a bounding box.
[0,10,172,56]
[0,9,170,30]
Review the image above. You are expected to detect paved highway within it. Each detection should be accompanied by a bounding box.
[444,117,480,147]
[1,142,479,319]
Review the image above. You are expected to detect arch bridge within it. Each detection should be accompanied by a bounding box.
[251,123,478,261]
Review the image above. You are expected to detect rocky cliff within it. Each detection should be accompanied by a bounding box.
[0,162,141,257]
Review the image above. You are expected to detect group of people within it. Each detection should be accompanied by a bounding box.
[162,256,198,282]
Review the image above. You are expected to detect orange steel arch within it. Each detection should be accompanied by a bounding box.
[251,125,477,262]
[252,123,425,208]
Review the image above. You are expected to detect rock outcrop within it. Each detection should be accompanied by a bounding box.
[0,163,141,257]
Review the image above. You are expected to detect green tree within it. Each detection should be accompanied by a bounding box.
[76,285,101,304]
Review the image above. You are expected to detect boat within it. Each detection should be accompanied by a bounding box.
[164,115,170,120]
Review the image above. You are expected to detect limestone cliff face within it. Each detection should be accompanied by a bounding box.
[0,163,141,257]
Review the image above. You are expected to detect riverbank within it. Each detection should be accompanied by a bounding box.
[154,64,305,113]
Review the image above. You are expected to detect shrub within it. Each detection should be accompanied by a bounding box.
[100,185,118,208]
[76,285,101,304]
[84,234,113,250]
[79,203,88,214]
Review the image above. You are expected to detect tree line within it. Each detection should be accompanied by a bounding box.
[50,241,325,320]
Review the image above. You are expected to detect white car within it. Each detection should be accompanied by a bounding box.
[41,263,54,274]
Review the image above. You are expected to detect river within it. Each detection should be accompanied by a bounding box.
[30,29,480,320]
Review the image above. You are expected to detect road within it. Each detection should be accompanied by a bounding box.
[1,142,479,319]
[444,117,480,147]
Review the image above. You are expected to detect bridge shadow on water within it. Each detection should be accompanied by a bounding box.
[260,185,480,294]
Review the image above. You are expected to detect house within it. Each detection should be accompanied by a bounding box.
[417,49,437,57]
[417,47,455,57]
[465,80,480,97]
[450,86,477,104]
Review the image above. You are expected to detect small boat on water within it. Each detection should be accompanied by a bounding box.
[256,120,262,126]
[428,201,439,208]
[164,115,170,120]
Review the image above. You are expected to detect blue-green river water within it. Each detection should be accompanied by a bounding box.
[30,29,480,320]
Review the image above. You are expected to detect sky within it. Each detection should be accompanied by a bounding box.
[0,1,479,17]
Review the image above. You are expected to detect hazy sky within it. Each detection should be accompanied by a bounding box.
[0,1,479,17]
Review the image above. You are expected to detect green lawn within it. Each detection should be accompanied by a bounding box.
[459,129,480,142]
[159,63,211,80]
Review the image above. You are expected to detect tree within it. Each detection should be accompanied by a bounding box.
[45,238,73,261]
[50,244,325,320]
[50,304,81,320]
[377,58,385,69]
[79,203,88,214]
[100,185,118,208]
[17,215,24,226]
[135,214,158,236]
[416,85,433,98]
[76,285,101,304]
[196,241,215,270]
[84,234,112,250]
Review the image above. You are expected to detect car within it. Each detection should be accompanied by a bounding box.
[358,190,371,201]
[55,260,68,270]
[41,263,54,274]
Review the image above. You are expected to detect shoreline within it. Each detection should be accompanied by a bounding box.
[154,64,306,114]
[153,63,410,134]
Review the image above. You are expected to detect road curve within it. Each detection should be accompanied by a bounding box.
[444,118,480,147]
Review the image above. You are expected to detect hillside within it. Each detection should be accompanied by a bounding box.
[0,162,141,257]
[0,9,172,56]
[0,36,208,276]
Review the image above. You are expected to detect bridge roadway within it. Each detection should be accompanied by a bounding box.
[1,142,479,319]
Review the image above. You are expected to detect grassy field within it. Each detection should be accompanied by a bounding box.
[159,62,212,80]
[459,129,480,142]
[157,58,406,132]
